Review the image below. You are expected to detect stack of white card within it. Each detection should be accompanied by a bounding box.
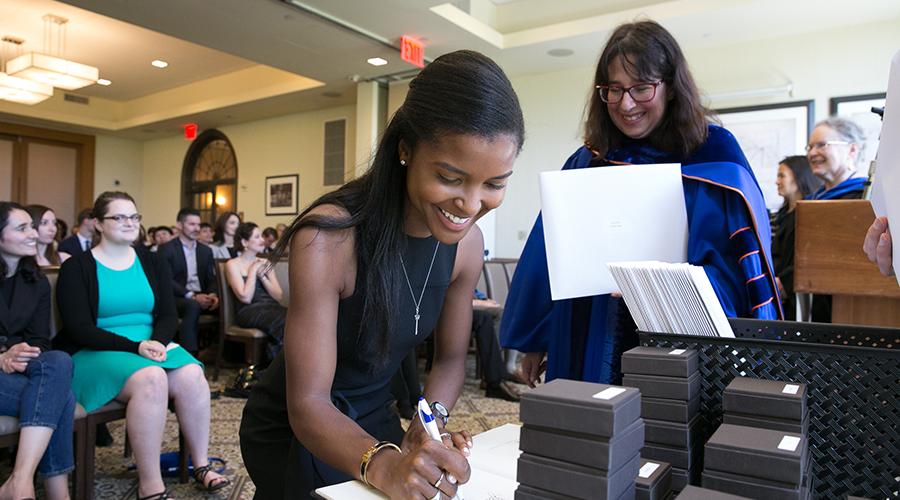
[607,261,734,338]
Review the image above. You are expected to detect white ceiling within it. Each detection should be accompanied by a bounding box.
[0,0,897,139]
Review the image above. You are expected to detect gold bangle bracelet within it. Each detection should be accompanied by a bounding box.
[360,441,401,487]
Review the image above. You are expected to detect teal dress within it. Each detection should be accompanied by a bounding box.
[71,258,199,412]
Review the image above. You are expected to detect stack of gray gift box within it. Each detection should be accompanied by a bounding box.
[622,346,703,492]
[701,377,812,500]
[516,379,644,500]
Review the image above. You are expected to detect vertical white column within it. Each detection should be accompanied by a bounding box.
[354,81,387,179]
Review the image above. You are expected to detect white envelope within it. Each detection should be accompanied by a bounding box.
[539,163,689,300]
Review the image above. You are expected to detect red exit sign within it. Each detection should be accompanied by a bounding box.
[401,35,424,68]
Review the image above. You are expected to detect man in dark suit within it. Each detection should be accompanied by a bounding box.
[57,208,95,260]
[159,208,218,356]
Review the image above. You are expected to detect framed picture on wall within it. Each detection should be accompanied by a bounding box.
[830,93,886,177]
[715,100,814,212]
[265,174,299,216]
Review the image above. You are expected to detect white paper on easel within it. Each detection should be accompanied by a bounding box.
[871,48,900,288]
[539,164,689,300]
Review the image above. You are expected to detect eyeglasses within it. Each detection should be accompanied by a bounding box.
[596,81,663,103]
[101,214,142,223]
[805,141,849,152]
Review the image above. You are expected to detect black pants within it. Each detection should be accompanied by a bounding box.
[173,296,215,352]
[471,308,506,385]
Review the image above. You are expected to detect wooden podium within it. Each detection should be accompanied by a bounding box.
[795,200,900,327]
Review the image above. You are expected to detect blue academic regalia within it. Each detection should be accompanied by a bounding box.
[500,125,781,385]
[806,176,866,200]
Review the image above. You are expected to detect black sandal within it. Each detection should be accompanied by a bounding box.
[136,489,174,500]
[193,464,230,492]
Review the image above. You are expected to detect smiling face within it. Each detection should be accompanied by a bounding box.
[0,209,38,263]
[605,56,668,140]
[401,133,517,244]
[96,200,141,245]
[807,124,859,187]
[225,215,240,237]
[776,163,799,199]
[242,227,266,255]
[35,210,58,245]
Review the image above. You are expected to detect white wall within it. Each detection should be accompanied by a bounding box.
[137,105,356,229]
[94,136,145,210]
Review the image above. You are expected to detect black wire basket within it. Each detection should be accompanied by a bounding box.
[639,318,900,500]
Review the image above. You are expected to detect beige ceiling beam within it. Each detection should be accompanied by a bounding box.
[431,0,763,49]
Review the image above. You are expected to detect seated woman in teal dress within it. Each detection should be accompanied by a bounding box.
[56,192,229,500]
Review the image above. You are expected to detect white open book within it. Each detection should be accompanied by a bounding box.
[314,424,522,500]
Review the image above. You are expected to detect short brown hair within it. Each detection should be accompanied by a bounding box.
[585,20,711,159]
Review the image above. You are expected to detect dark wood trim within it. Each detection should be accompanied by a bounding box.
[0,121,95,212]
[715,99,815,139]
[829,93,887,116]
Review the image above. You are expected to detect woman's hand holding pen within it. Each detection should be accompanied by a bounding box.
[367,437,471,500]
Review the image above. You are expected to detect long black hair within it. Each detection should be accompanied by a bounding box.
[779,155,822,206]
[0,202,42,284]
[273,50,525,365]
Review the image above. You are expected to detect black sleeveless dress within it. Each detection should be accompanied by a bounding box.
[239,235,457,499]
[235,276,288,361]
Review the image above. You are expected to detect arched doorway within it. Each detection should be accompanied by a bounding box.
[181,129,237,224]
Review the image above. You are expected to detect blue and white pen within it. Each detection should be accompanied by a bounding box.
[418,397,466,500]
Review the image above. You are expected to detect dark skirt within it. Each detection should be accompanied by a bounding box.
[239,351,404,499]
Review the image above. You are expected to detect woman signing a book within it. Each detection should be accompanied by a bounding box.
[239,50,525,500]
[501,20,780,388]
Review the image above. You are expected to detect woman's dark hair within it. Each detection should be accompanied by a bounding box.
[25,204,60,266]
[274,49,524,365]
[213,211,240,245]
[780,155,822,205]
[235,222,258,253]
[55,219,68,243]
[0,202,42,284]
[585,20,711,158]
[92,191,136,242]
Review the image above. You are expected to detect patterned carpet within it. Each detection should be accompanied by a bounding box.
[7,354,525,499]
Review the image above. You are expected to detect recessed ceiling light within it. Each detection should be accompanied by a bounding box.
[547,49,574,57]
[151,60,168,68]
[96,79,111,86]
[367,57,388,66]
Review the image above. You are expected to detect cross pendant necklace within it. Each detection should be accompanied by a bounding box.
[400,240,441,335]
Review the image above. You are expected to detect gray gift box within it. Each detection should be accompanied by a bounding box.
[519,379,641,438]
[623,371,701,401]
[641,439,703,469]
[722,378,807,421]
[644,413,704,448]
[723,410,809,435]
[704,424,807,485]
[701,468,809,500]
[519,418,645,471]
[635,458,672,500]
[622,346,699,378]
[642,395,700,423]
[675,485,754,500]
[670,460,703,492]
[515,483,636,500]
[516,451,640,500]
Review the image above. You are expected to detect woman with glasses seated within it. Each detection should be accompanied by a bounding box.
[805,116,866,201]
[501,20,779,387]
[56,192,229,500]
